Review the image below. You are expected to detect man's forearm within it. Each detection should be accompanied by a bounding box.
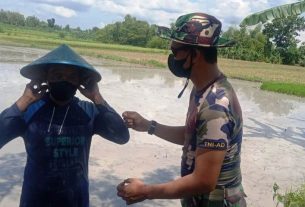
[151,123,185,145]
[16,96,34,112]
[92,93,105,105]
[143,173,213,199]
[142,150,224,199]
[95,102,130,144]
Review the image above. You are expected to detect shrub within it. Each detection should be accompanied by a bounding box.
[273,183,305,207]
[59,32,65,39]
[146,36,169,49]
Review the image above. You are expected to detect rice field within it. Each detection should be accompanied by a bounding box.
[1,24,305,97]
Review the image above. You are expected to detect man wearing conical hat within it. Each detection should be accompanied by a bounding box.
[0,44,129,207]
[117,13,247,206]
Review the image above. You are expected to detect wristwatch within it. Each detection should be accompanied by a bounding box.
[148,120,157,135]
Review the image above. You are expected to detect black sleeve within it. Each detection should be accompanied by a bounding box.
[93,103,129,144]
[0,103,26,149]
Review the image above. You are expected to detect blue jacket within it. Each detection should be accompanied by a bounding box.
[0,94,129,207]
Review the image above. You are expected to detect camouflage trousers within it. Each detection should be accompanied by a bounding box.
[181,184,247,207]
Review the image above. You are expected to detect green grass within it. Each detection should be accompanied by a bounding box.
[0,23,167,54]
[273,183,305,207]
[261,82,305,97]
[80,51,166,68]
[146,60,167,68]
[0,34,167,54]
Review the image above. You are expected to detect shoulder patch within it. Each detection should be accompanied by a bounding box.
[199,138,227,150]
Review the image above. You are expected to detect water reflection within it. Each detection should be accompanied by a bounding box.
[100,64,305,147]
[108,67,177,88]
[107,67,302,117]
[232,80,298,116]
[0,45,46,63]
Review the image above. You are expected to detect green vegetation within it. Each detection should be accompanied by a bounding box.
[0,22,166,53]
[261,82,305,97]
[263,15,305,65]
[273,183,305,207]
[1,9,305,97]
[220,14,305,66]
[2,8,305,65]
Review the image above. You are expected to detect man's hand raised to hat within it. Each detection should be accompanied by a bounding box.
[78,82,105,105]
[16,80,48,112]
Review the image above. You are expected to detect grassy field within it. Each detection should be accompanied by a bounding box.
[261,82,305,97]
[1,23,305,97]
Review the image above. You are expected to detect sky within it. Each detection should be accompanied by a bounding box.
[0,0,299,30]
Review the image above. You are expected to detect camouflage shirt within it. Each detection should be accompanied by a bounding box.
[181,75,244,206]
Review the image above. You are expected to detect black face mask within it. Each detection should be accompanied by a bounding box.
[167,54,192,78]
[49,81,77,102]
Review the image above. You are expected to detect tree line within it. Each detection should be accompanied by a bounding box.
[0,9,98,40]
[221,15,305,66]
[1,9,305,66]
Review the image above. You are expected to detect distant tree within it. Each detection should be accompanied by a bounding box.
[263,15,305,65]
[54,25,62,30]
[263,16,305,49]
[146,36,169,49]
[39,20,48,28]
[0,9,8,23]
[119,14,151,46]
[96,23,118,43]
[64,24,70,31]
[298,42,305,66]
[96,14,154,47]
[170,22,175,29]
[25,16,40,27]
[6,11,25,26]
[220,26,267,62]
[47,18,55,28]
[92,27,99,32]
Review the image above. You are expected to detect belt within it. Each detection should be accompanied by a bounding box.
[208,184,245,201]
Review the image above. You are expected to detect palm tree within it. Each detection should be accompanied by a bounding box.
[240,1,305,26]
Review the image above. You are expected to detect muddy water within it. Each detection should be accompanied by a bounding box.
[0,45,304,206]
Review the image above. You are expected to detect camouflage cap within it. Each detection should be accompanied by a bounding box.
[157,13,235,47]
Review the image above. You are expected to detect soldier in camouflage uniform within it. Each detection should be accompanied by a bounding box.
[117,13,247,207]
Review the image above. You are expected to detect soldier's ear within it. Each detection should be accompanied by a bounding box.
[192,48,201,61]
